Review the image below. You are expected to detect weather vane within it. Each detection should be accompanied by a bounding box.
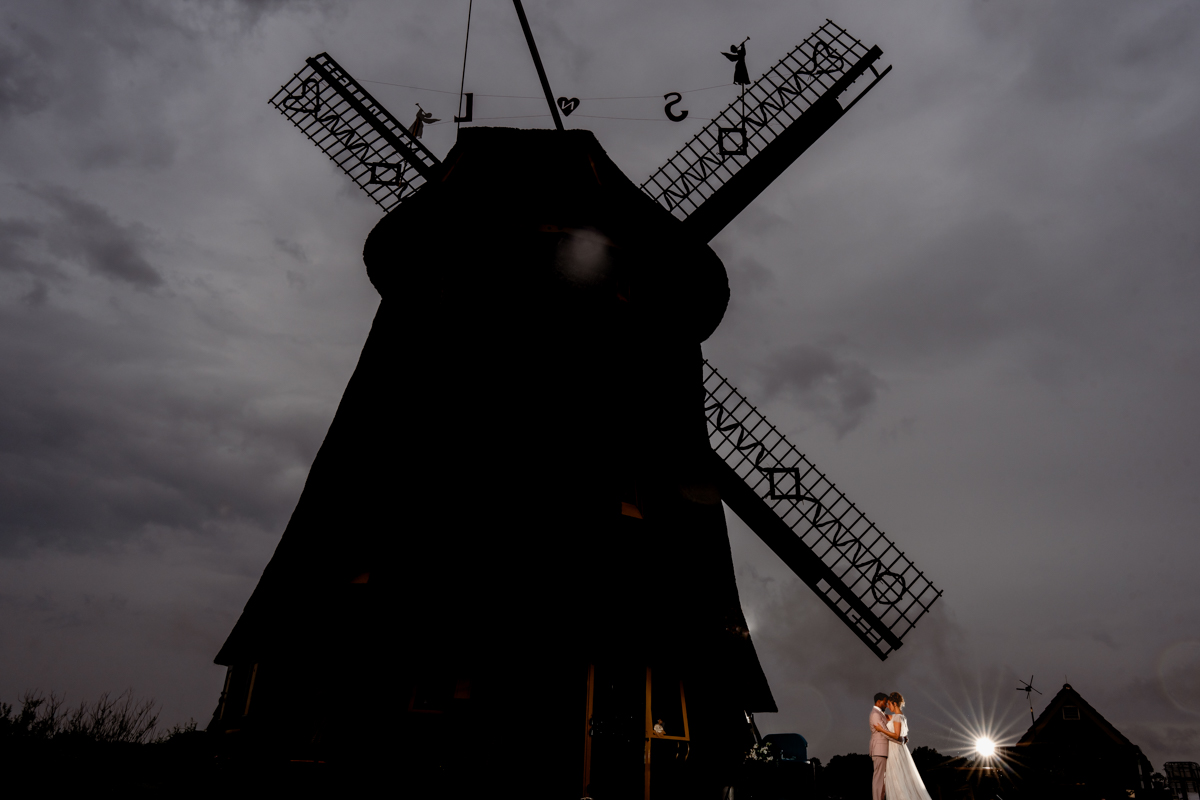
[1017,675,1042,725]
[722,36,751,86]
[408,104,438,138]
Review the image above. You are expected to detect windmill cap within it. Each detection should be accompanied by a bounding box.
[363,127,730,342]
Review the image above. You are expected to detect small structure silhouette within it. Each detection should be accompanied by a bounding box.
[1006,683,1156,799]
[1164,761,1200,800]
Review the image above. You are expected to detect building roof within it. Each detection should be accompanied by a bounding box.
[1017,683,1135,748]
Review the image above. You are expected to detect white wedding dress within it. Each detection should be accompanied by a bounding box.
[883,715,933,800]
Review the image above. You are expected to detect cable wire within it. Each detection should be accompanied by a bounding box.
[428,113,714,125]
[361,79,733,101]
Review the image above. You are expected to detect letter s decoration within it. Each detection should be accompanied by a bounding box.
[663,92,689,122]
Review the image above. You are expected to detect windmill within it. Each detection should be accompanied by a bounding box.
[207,8,942,798]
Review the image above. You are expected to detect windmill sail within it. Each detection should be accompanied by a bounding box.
[266,27,939,661]
[703,361,940,660]
[640,20,891,242]
[269,52,442,212]
[635,21,938,659]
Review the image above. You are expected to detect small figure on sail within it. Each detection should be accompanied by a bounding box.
[722,38,750,86]
[409,104,439,138]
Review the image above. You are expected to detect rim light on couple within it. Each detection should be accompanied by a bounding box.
[870,691,932,800]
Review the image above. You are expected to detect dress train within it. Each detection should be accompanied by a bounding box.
[883,715,933,800]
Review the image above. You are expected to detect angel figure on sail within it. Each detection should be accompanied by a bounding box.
[409,104,439,138]
[722,38,750,86]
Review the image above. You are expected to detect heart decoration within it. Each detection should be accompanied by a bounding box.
[282,78,322,115]
[556,96,580,117]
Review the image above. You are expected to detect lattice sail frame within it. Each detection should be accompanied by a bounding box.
[266,33,937,655]
[269,53,442,212]
[640,20,883,219]
[703,361,941,657]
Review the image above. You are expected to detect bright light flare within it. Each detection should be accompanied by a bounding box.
[919,670,1028,765]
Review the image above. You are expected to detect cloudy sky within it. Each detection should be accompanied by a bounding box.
[1,0,1198,769]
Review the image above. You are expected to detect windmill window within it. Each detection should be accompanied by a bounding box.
[1062,706,1080,720]
[647,668,690,742]
[218,663,258,725]
[216,667,233,721]
[243,663,259,716]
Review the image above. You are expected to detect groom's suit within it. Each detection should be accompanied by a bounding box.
[870,705,890,800]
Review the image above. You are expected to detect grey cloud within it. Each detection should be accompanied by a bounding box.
[274,237,309,263]
[0,0,369,730]
[76,130,177,172]
[25,186,162,288]
[22,281,48,307]
[199,0,339,27]
[814,213,1048,369]
[44,593,130,631]
[0,305,326,552]
[0,218,53,277]
[972,1,1200,103]
[726,255,776,296]
[0,1,338,173]
[728,203,790,237]
[0,26,54,118]
[761,344,883,435]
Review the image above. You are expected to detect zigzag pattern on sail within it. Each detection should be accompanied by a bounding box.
[703,360,941,657]
[269,53,442,212]
[639,20,883,220]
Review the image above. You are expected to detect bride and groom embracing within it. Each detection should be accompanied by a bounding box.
[870,691,933,800]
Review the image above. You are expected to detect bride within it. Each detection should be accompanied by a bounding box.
[872,692,933,800]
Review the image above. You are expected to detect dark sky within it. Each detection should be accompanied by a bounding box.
[1,0,1198,769]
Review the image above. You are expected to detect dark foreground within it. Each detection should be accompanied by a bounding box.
[1,689,1177,798]
[0,737,1180,799]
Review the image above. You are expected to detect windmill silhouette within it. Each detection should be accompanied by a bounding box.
[207,9,941,797]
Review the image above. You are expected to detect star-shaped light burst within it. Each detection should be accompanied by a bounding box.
[918,672,1031,773]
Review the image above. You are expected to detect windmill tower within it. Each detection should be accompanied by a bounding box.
[207,12,941,798]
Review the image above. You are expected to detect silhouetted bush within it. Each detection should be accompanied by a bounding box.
[818,752,873,800]
[0,689,163,743]
[0,690,216,796]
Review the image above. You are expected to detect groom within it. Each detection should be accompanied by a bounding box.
[870,692,891,800]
